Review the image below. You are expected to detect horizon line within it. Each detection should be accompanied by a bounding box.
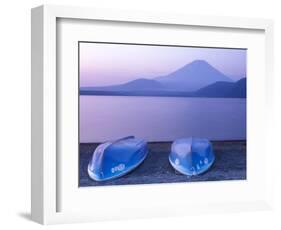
[80,59,246,88]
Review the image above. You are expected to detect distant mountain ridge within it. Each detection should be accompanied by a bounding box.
[194,78,246,98]
[82,78,165,91]
[156,60,233,91]
[80,60,246,98]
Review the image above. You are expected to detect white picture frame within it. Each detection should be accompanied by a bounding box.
[31,5,274,225]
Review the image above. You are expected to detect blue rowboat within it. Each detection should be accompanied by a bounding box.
[88,136,148,181]
[169,138,215,176]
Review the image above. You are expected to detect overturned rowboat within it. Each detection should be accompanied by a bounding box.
[88,136,148,181]
[169,138,215,176]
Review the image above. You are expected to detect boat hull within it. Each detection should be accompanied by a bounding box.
[88,136,148,181]
[169,138,215,176]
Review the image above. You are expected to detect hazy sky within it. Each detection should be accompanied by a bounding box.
[80,42,246,87]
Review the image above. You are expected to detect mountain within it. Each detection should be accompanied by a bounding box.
[194,78,246,98]
[156,60,233,91]
[80,78,192,96]
[81,78,164,92]
[80,60,245,98]
[80,79,171,96]
[81,60,233,93]
[228,77,246,98]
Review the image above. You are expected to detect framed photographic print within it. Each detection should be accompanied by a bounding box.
[31,5,274,224]
[79,42,247,187]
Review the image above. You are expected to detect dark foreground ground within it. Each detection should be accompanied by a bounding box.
[79,141,246,187]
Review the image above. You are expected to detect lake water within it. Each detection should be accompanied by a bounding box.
[80,96,246,143]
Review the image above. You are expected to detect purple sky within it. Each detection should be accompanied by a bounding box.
[80,43,246,87]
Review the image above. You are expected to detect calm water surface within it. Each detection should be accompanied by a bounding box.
[80,96,246,143]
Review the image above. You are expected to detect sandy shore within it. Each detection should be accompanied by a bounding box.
[79,141,246,187]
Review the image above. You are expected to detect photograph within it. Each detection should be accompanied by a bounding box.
[79,42,247,187]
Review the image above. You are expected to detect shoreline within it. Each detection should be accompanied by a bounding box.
[79,141,246,187]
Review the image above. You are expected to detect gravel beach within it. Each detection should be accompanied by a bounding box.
[79,141,246,187]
